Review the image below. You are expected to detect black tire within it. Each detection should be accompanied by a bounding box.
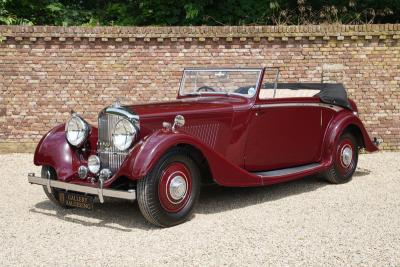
[137,147,201,227]
[42,166,69,208]
[323,133,359,184]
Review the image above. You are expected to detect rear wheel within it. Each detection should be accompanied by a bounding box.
[137,147,201,227]
[42,166,69,208]
[323,133,359,184]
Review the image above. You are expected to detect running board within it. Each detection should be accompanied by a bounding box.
[253,163,321,178]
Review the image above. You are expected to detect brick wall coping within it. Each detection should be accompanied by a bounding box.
[0,24,399,42]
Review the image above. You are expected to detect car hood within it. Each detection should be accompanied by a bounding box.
[123,96,251,140]
[124,96,248,119]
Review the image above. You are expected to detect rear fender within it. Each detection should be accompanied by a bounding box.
[118,129,262,187]
[321,112,378,165]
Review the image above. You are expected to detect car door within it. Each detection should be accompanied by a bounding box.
[244,91,323,172]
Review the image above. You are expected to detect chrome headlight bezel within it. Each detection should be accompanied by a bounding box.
[65,114,90,147]
[112,118,138,151]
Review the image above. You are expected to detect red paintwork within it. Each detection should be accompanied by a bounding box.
[34,68,378,189]
[34,124,81,180]
[34,124,99,186]
[246,100,322,171]
[320,110,378,167]
[158,162,192,212]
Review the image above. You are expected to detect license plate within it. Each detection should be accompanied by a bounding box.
[58,191,94,210]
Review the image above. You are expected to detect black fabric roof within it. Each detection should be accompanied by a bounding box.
[262,83,352,110]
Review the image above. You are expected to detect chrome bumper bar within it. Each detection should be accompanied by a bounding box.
[373,137,382,147]
[27,173,136,203]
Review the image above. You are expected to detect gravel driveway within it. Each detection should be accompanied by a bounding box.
[0,152,399,266]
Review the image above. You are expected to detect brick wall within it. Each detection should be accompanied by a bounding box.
[0,24,399,152]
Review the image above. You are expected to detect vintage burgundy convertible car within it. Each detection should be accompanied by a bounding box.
[28,68,378,227]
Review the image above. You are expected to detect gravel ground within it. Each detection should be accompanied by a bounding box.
[0,152,399,266]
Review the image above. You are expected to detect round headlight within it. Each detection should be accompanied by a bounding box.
[112,118,137,151]
[88,155,100,174]
[65,115,89,147]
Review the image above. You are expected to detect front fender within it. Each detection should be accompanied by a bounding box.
[321,111,378,165]
[33,124,80,180]
[33,124,98,181]
[116,129,262,187]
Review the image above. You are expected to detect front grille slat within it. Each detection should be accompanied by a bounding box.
[98,112,128,174]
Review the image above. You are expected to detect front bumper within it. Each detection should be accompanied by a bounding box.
[28,173,136,203]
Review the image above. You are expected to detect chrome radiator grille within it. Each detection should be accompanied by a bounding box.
[97,112,128,173]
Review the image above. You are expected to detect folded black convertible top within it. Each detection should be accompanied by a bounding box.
[263,83,352,110]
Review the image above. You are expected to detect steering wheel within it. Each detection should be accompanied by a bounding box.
[197,86,216,92]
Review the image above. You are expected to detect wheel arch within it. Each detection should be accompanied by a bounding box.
[118,129,262,187]
[174,143,214,185]
[342,123,365,148]
[321,112,378,167]
[119,131,216,183]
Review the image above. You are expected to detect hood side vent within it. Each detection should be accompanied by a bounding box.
[182,123,220,149]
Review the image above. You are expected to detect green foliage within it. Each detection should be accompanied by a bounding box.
[271,0,399,25]
[0,0,399,26]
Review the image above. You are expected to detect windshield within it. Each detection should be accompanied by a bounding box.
[179,68,263,98]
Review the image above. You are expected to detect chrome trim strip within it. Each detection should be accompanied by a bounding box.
[28,173,136,201]
[96,150,130,155]
[252,103,343,112]
[104,107,139,121]
[255,163,320,178]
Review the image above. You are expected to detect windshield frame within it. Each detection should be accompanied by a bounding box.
[178,68,264,99]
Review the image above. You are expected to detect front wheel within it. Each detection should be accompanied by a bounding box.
[323,133,359,184]
[137,147,201,227]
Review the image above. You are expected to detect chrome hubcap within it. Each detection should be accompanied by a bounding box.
[169,176,187,201]
[341,146,353,167]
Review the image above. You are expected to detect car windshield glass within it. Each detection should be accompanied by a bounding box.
[179,69,263,98]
